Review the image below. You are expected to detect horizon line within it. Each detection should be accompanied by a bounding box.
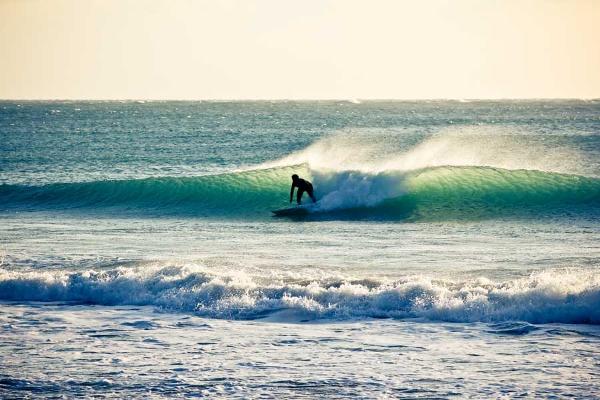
[1,97,598,102]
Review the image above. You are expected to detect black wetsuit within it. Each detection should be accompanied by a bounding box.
[290,178,316,204]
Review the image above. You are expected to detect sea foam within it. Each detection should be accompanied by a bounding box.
[1,264,598,324]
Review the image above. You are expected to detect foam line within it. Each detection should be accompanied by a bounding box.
[0,265,598,324]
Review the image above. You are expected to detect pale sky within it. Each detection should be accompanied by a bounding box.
[1,0,599,99]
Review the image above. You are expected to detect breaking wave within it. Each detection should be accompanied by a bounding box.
[1,164,598,220]
[0,264,598,324]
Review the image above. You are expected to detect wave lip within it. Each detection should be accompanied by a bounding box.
[1,265,598,324]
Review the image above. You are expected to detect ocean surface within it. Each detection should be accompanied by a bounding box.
[1,100,599,398]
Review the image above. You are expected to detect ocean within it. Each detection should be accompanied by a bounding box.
[1,100,599,398]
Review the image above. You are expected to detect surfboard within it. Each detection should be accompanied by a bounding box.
[271,204,314,216]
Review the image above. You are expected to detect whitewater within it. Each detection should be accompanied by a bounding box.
[1,100,599,398]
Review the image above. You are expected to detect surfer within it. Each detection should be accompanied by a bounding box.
[290,174,316,204]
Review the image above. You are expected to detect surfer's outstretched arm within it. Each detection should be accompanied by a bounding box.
[289,184,296,203]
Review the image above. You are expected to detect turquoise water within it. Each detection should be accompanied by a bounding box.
[1,100,599,397]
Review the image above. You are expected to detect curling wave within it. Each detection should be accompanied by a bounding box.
[0,264,598,324]
[1,165,599,220]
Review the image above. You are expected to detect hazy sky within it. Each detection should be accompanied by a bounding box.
[1,0,599,99]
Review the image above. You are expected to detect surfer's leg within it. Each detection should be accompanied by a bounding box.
[297,189,304,204]
[307,188,316,203]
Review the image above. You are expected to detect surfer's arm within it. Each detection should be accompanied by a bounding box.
[289,184,296,203]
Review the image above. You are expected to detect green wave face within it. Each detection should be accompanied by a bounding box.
[398,166,600,220]
[0,165,307,217]
[1,165,599,220]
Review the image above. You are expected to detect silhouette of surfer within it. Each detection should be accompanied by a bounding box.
[290,174,316,205]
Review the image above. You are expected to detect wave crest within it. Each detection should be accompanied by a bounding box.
[1,165,598,220]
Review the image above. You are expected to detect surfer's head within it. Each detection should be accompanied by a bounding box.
[291,174,299,182]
